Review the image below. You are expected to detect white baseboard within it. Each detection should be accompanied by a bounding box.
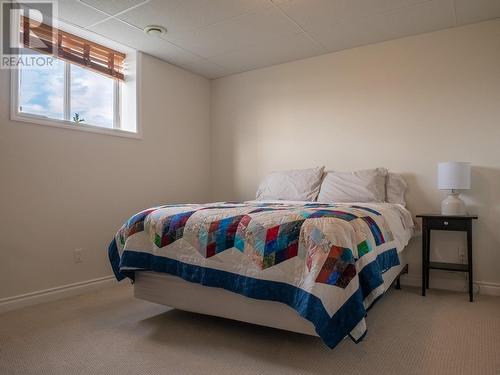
[1,272,497,315]
[401,274,500,296]
[0,275,119,314]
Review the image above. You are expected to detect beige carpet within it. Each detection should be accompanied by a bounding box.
[1,284,499,375]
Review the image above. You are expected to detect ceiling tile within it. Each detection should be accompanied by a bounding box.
[88,19,201,66]
[181,60,231,79]
[302,0,456,52]
[166,6,304,58]
[209,32,323,75]
[31,0,108,28]
[81,0,147,16]
[117,0,270,35]
[454,0,500,25]
[272,0,431,25]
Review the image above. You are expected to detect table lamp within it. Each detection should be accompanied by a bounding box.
[438,162,471,215]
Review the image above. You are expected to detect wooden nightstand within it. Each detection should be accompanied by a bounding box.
[417,214,478,302]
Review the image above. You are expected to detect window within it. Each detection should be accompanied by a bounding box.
[19,53,118,129]
[12,17,138,137]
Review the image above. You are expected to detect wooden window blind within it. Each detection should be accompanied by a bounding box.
[21,16,125,81]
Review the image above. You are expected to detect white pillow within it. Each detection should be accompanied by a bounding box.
[256,167,325,201]
[386,173,408,206]
[317,168,388,203]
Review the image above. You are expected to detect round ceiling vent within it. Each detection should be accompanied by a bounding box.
[144,25,167,37]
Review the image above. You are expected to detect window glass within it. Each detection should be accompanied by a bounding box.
[70,64,114,128]
[19,57,65,120]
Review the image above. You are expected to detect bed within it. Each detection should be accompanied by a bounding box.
[109,199,414,349]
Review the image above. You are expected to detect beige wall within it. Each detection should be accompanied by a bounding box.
[211,20,500,288]
[0,54,211,299]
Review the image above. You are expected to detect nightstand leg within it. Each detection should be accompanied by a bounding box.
[426,230,431,289]
[467,225,473,302]
[422,226,427,296]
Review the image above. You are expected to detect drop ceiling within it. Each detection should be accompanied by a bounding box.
[52,0,500,79]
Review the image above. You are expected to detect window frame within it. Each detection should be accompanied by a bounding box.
[10,20,141,139]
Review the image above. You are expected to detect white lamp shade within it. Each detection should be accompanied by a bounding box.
[438,162,471,190]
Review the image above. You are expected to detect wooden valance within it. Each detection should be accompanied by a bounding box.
[21,16,125,80]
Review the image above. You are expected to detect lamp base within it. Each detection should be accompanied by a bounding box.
[441,192,466,215]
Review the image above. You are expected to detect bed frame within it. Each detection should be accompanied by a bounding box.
[134,252,409,337]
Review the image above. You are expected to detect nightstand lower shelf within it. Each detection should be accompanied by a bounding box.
[428,262,468,272]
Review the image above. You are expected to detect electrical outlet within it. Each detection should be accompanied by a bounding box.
[458,247,466,264]
[74,248,83,263]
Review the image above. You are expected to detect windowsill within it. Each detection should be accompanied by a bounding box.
[11,112,141,139]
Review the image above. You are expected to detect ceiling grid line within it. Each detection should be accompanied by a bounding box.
[268,0,328,52]
[83,0,152,28]
[163,5,275,35]
[75,0,113,17]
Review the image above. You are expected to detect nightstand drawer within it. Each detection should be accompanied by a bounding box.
[427,217,467,231]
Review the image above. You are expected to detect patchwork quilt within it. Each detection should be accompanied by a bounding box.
[109,201,413,348]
